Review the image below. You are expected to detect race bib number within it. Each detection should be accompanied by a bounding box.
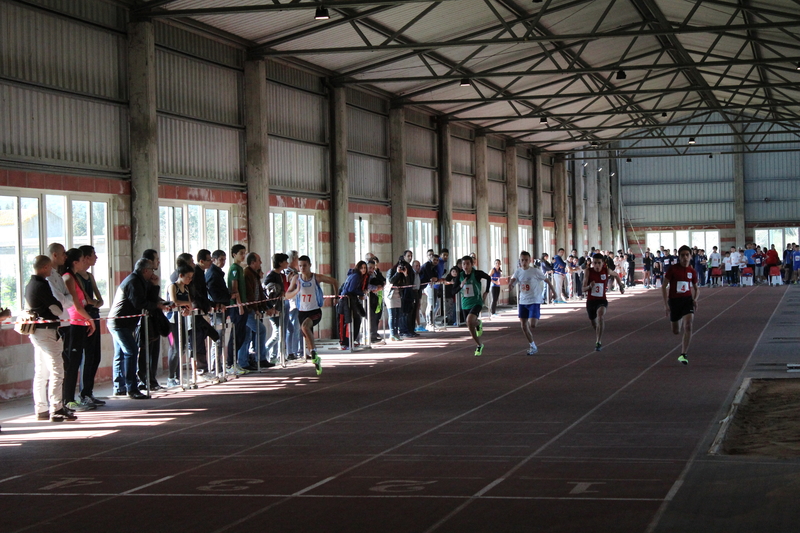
[591,283,605,297]
[676,281,690,294]
[519,283,531,293]
[462,284,474,297]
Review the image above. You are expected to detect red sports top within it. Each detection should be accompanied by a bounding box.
[664,264,697,299]
[586,267,611,301]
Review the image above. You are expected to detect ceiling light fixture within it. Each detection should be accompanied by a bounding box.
[583,162,588,167]
[540,117,548,125]
[616,70,627,80]
[662,112,667,117]
[688,137,696,145]
[591,141,598,147]
[709,154,713,159]
[796,62,800,70]
[610,172,615,177]
[626,158,632,162]
[314,6,330,20]
[460,78,470,87]
[598,167,603,172]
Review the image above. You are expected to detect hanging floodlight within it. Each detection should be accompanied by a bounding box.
[315,6,330,20]
[598,167,603,172]
[688,137,696,145]
[616,70,627,80]
[540,117,548,125]
[626,158,632,162]
[460,78,470,87]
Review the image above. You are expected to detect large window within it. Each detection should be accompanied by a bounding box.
[646,230,719,253]
[451,222,474,263]
[160,202,231,295]
[1,191,111,313]
[490,224,504,272]
[518,226,531,257]
[354,215,369,264]
[755,227,799,253]
[542,227,553,258]
[408,218,434,264]
[270,209,316,267]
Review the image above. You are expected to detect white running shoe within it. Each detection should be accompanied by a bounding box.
[527,343,538,356]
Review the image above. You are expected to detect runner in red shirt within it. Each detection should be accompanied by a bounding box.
[662,245,699,365]
[581,253,625,352]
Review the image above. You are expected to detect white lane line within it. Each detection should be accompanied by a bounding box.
[0,475,23,485]
[121,475,175,495]
[422,286,761,533]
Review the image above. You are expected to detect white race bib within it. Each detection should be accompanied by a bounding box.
[591,283,605,297]
[462,284,474,297]
[676,281,690,294]
[520,283,531,293]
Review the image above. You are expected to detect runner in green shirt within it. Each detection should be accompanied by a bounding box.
[455,255,492,356]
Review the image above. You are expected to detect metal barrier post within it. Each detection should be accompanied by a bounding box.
[279,297,287,368]
[189,311,197,389]
[218,312,228,383]
[349,297,354,354]
[455,293,461,327]
[143,310,151,398]
[255,307,261,372]
[363,295,371,348]
[177,310,185,390]
[440,285,447,331]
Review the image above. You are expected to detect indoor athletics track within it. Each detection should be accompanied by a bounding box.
[1,284,797,533]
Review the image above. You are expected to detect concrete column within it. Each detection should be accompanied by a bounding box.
[475,135,489,270]
[733,147,746,247]
[331,86,350,281]
[505,143,519,261]
[599,157,612,250]
[438,120,453,250]
[533,152,545,257]
[572,160,586,254]
[553,156,568,251]
[244,59,270,257]
[128,20,159,260]
[585,157,599,249]
[389,107,407,261]
[609,155,622,250]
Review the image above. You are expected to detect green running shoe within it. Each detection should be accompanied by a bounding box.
[678,354,688,365]
[474,344,484,357]
[476,320,483,337]
[595,342,602,352]
[312,350,322,375]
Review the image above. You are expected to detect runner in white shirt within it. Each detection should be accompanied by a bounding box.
[285,255,338,375]
[508,251,556,355]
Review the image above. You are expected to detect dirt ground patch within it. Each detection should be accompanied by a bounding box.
[723,379,800,458]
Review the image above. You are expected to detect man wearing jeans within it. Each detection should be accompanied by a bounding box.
[109,258,169,399]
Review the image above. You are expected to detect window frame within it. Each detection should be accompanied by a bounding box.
[645,230,720,254]
[270,207,318,268]
[354,214,370,265]
[1,187,114,313]
[408,217,434,265]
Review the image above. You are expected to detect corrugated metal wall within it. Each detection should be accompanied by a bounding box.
[745,179,800,221]
[155,21,245,69]
[0,81,128,171]
[0,1,128,173]
[541,163,553,191]
[22,0,127,31]
[624,203,734,225]
[156,49,242,125]
[348,153,389,200]
[0,2,127,100]
[405,123,437,168]
[268,81,328,144]
[541,191,553,218]
[518,187,532,217]
[453,174,476,210]
[155,23,245,184]
[622,181,733,205]
[621,153,734,183]
[489,180,506,214]
[158,115,242,183]
[407,165,438,206]
[266,63,329,193]
[487,147,505,181]
[347,102,389,202]
[451,137,474,176]
[269,137,329,194]
[517,155,533,187]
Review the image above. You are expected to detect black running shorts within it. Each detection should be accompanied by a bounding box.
[586,299,608,321]
[467,304,483,317]
[668,297,694,323]
[298,309,322,327]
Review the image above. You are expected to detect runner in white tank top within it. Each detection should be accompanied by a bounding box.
[285,255,338,375]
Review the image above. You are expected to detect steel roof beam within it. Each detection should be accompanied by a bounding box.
[254,20,800,56]
[138,0,460,17]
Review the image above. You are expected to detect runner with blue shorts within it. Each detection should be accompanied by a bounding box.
[509,251,556,355]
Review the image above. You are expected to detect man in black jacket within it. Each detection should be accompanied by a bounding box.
[190,249,216,374]
[205,250,229,374]
[366,259,386,343]
[109,258,169,399]
[25,255,73,421]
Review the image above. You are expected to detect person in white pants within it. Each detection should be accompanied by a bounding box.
[25,255,74,422]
